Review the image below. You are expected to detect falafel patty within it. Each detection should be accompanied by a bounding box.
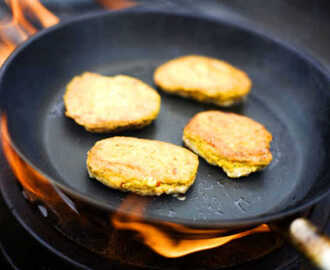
[154,55,251,106]
[183,111,272,178]
[87,137,199,196]
[64,72,161,132]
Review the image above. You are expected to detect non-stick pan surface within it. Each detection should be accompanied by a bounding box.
[1,9,330,228]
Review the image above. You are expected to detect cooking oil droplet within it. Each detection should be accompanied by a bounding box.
[268,140,281,170]
[49,101,64,118]
[199,212,207,220]
[206,197,224,215]
[234,197,250,213]
[222,189,231,199]
[204,184,214,190]
[217,181,224,188]
[37,205,48,217]
[168,210,176,217]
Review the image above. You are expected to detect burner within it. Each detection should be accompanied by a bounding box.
[0,159,328,270]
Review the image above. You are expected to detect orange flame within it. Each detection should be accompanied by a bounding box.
[0,0,138,66]
[16,0,59,28]
[112,195,270,258]
[96,0,137,10]
[2,112,271,258]
[6,0,37,35]
[0,0,59,65]
[1,114,61,202]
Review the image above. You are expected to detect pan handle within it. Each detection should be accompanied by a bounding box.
[288,218,330,270]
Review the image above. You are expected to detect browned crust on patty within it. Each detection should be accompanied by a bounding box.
[183,111,272,177]
[87,137,199,196]
[184,111,272,164]
[64,72,161,133]
[154,55,251,106]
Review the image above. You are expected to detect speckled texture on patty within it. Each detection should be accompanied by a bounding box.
[87,137,199,196]
[64,72,161,132]
[183,111,272,178]
[154,55,251,106]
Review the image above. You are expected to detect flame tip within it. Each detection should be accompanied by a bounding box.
[111,195,271,258]
[0,0,60,65]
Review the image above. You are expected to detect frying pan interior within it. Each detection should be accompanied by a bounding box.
[2,10,330,227]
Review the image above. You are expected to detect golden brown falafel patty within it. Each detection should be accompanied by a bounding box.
[154,55,251,106]
[183,111,272,178]
[64,72,161,132]
[87,137,199,196]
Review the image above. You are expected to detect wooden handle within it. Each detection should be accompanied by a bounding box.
[289,218,330,270]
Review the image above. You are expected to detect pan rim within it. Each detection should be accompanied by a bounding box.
[1,8,330,229]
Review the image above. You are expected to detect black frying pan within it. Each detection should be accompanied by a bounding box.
[1,8,330,267]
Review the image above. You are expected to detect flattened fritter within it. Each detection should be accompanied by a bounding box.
[64,72,161,132]
[154,55,251,106]
[87,137,199,196]
[183,111,272,178]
